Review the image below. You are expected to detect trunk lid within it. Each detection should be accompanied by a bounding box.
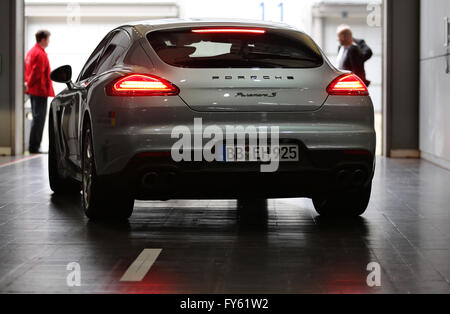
[170,68,332,112]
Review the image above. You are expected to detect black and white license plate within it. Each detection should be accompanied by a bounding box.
[221,144,299,162]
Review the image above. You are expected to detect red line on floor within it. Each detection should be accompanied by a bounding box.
[0,155,42,168]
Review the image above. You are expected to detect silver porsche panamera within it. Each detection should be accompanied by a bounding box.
[48,19,376,220]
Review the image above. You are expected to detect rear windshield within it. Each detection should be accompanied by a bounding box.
[146,28,324,68]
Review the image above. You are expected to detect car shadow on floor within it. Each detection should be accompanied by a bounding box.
[49,194,377,293]
[49,194,368,234]
[49,193,371,251]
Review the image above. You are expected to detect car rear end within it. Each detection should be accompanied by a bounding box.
[90,22,375,206]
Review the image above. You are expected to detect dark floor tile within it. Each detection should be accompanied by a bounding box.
[0,156,449,293]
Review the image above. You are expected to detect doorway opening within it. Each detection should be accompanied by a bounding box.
[23,1,180,153]
[22,0,384,156]
[311,0,383,155]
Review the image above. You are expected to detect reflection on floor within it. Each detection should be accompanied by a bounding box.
[0,156,449,293]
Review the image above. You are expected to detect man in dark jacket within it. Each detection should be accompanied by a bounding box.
[25,30,55,154]
[336,25,372,86]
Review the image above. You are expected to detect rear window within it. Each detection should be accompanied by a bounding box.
[146,28,324,68]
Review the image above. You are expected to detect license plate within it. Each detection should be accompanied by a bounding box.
[221,144,300,162]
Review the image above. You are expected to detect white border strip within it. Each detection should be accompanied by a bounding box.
[421,151,450,171]
[120,249,162,282]
[0,155,42,169]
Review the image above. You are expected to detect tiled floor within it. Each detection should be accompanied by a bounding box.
[0,156,449,294]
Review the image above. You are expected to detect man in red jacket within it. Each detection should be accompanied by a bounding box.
[25,30,55,154]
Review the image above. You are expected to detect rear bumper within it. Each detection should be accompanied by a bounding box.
[90,94,375,176]
[89,94,376,195]
[99,148,375,200]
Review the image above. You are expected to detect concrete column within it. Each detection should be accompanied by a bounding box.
[384,0,421,158]
[13,0,24,156]
[0,0,24,156]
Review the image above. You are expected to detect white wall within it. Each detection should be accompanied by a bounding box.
[26,0,316,31]
[177,0,316,32]
[420,0,450,169]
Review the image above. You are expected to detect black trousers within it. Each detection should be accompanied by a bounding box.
[29,95,48,153]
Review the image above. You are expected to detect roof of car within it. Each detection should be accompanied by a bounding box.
[125,18,298,36]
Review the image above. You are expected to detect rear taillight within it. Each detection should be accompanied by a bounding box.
[106,74,179,96]
[326,74,369,96]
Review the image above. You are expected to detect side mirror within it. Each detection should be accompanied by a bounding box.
[50,65,73,89]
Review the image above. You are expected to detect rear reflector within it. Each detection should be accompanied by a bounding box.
[107,74,179,96]
[136,152,171,158]
[327,74,369,96]
[343,149,372,156]
[192,28,266,34]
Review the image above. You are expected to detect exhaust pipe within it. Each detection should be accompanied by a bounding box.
[351,169,367,187]
[336,169,351,186]
[142,171,177,188]
[160,172,176,185]
[336,169,367,187]
[142,172,157,188]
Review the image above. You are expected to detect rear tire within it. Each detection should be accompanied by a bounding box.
[82,121,134,220]
[313,183,372,217]
[237,198,268,226]
[237,198,267,210]
[48,114,81,194]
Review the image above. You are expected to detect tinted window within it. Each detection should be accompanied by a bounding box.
[147,28,323,68]
[77,33,112,82]
[96,30,131,74]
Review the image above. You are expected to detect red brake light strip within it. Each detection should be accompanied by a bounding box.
[192,28,266,34]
